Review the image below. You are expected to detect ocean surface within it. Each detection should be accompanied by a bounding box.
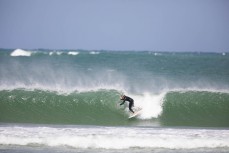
[0,49,229,153]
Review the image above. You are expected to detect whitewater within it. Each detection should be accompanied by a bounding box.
[0,49,229,153]
[1,125,229,150]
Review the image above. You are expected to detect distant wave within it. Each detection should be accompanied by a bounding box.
[68,51,79,55]
[49,51,63,55]
[9,50,99,56]
[10,49,32,56]
[5,49,228,57]
[90,51,100,55]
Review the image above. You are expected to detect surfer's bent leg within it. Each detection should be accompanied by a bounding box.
[129,100,135,113]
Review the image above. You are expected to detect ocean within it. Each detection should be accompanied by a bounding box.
[0,49,229,153]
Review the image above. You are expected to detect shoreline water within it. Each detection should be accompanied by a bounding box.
[0,123,229,153]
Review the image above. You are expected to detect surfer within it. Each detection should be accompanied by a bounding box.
[120,95,135,113]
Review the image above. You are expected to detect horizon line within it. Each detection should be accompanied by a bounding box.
[0,48,228,53]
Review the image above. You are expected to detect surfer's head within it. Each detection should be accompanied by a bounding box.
[120,95,125,100]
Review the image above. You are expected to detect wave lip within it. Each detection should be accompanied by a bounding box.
[10,49,31,56]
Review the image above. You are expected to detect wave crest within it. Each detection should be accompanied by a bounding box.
[10,49,31,56]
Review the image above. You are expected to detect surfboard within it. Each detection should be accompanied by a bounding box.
[128,109,142,119]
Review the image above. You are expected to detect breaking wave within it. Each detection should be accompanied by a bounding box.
[0,89,229,127]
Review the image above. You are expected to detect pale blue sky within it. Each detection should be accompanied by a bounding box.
[0,0,229,52]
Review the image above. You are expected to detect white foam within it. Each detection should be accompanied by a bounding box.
[56,51,63,55]
[127,92,165,119]
[0,126,229,149]
[10,49,31,56]
[49,51,63,56]
[90,51,100,55]
[68,51,79,55]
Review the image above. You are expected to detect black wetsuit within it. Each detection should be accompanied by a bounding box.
[120,96,135,113]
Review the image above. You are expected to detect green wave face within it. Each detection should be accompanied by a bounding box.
[0,89,129,126]
[1,89,229,127]
[160,91,229,127]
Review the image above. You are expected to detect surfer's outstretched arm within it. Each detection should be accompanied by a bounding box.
[120,100,125,105]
